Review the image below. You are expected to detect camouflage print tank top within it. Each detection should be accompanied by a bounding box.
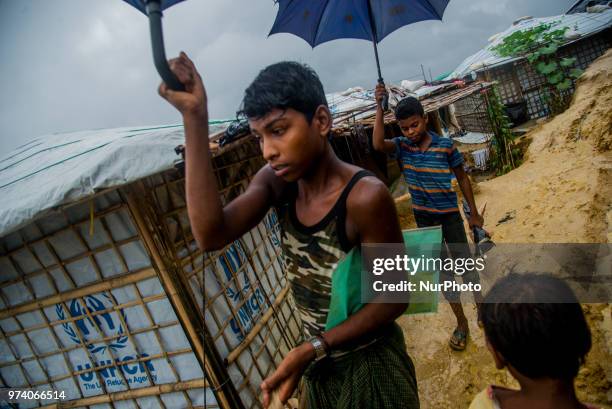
[275,170,373,339]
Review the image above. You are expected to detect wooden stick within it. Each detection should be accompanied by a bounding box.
[268,389,284,409]
[0,267,156,319]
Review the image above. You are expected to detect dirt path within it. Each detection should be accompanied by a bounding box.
[396,50,612,408]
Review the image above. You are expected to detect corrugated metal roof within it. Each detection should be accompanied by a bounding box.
[445,9,612,80]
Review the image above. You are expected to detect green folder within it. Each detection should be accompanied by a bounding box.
[325,226,442,330]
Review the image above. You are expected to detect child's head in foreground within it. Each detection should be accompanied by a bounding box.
[394,96,428,144]
[479,273,592,382]
[240,61,332,181]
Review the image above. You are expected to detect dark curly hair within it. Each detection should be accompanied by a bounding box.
[394,96,424,120]
[239,61,328,122]
[480,273,591,380]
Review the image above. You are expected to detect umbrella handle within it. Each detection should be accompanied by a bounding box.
[378,78,389,112]
[146,0,185,91]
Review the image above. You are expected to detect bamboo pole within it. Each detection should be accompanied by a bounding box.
[0,226,139,290]
[3,291,167,339]
[37,378,206,409]
[0,267,156,319]
[125,186,205,365]
[0,321,180,372]
[125,183,245,409]
[0,202,125,261]
[226,284,290,365]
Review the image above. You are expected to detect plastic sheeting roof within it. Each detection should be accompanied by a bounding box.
[327,82,451,122]
[0,124,195,238]
[0,121,239,238]
[0,78,465,239]
[445,9,612,80]
[453,131,491,144]
[327,87,375,117]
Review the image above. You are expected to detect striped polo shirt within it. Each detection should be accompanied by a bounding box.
[393,132,463,214]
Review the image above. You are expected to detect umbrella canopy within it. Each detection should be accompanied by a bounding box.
[269,0,450,47]
[270,0,451,110]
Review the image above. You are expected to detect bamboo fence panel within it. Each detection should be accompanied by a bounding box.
[1,189,209,408]
[484,31,611,120]
[138,138,303,409]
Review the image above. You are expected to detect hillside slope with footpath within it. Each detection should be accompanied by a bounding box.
[398,49,612,408]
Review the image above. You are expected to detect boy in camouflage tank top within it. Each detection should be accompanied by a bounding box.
[159,53,419,409]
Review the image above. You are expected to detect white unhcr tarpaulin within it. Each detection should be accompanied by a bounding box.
[0,189,212,408]
[0,122,230,238]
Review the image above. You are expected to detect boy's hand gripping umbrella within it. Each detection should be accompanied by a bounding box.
[123,0,186,91]
[269,0,451,111]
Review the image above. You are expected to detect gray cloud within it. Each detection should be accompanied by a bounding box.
[0,0,575,157]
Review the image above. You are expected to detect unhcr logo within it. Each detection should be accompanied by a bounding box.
[217,214,281,341]
[56,293,156,389]
[263,211,281,247]
[56,294,128,354]
[218,241,266,342]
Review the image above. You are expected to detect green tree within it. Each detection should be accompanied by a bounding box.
[484,88,522,175]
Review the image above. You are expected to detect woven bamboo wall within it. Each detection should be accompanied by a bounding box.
[137,138,303,409]
[487,30,610,119]
[1,137,304,409]
[452,92,493,134]
[0,190,211,408]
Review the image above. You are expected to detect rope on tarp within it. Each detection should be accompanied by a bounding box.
[0,121,234,190]
[0,141,114,190]
[89,199,95,236]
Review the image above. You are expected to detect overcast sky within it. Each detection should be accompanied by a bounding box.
[0,0,575,157]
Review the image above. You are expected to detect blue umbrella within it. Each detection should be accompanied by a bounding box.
[270,0,451,110]
[123,0,187,90]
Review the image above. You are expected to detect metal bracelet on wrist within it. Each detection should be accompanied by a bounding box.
[308,335,329,362]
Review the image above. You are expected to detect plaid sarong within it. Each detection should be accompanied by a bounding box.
[303,323,419,409]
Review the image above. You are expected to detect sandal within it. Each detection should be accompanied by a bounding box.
[449,328,468,351]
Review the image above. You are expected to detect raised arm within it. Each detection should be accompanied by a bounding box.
[159,53,283,251]
[372,83,396,154]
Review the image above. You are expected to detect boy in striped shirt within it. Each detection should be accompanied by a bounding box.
[372,85,484,351]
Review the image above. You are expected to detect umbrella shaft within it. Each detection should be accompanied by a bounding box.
[372,41,383,81]
[366,0,383,82]
[145,0,185,91]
